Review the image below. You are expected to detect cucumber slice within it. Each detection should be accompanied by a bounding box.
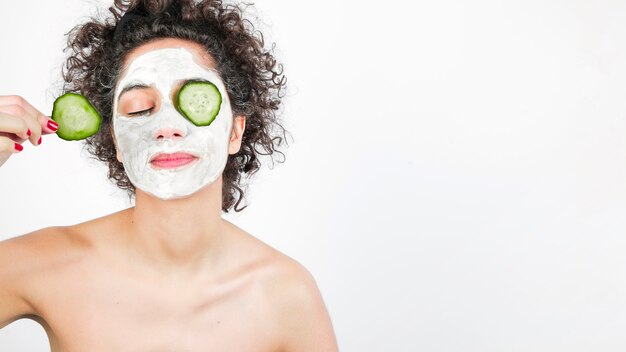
[177,80,222,126]
[51,92,102,141]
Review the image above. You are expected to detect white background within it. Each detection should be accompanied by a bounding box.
[2,0,626,351]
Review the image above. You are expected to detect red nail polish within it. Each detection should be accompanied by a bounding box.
[27,129,31,136]
[47,120,59,131]
[38,136,42,145]
[14,143,23,152]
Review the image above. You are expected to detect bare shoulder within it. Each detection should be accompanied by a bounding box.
[0,212,126,330]
[223,221,339,351]
[262,257,339,352]
[1,224,94,269]
[221,220,318,283]
[1,224,93,272]
[0,226,85,328]
[0,226,87,275]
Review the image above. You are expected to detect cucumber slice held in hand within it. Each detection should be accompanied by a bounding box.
[51,92,102,141]
[177,80,222,126]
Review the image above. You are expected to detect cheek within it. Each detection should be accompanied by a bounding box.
[113,117,153,153]
[191,110,232,139]
[190,128,220,150]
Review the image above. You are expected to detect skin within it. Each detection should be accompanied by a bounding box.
[0,38,339,351]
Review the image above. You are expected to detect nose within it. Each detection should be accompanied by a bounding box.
[153,127,185,141]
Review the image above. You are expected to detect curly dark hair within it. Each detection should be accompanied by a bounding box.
[61,0,288,212]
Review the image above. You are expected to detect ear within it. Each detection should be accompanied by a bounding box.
[110,126,123,163]
[228,115,246,155]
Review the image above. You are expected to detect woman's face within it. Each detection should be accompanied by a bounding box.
[111,39,237,200]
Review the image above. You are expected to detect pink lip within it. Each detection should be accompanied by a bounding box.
[149,152,199,169]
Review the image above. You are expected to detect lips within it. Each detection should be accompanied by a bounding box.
[149,152,199,169]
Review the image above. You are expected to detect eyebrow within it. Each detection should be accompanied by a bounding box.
[118,83,151,98]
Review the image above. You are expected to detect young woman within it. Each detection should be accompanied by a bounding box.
[0,0,338,351]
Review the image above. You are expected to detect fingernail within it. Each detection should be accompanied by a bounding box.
[47,120,59,131]
[27,129,31,137]
[38,136,42,145]
[14,143,23,152]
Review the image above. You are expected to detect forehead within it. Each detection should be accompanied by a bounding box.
[119,48,220,83]
[123,37,217,71]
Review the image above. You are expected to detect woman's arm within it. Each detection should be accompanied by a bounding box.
[0,236,39,329]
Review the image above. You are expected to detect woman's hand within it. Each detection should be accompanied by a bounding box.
[0,95,59,168]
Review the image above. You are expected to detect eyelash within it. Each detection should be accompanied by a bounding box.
[127,107,153,116]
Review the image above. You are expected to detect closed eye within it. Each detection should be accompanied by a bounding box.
[127,107,153,116]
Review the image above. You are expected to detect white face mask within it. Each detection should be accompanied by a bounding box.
[112,47,233,200]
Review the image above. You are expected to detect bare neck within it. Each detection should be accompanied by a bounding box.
[124,177,225,277]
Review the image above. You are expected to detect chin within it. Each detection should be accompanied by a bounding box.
[136,177,221,201]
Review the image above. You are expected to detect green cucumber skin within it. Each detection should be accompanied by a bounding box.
[51,92,102,141]
[177,81,222,127]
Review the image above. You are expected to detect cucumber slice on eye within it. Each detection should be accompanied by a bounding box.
[177,80,222,126]
[51,92,102,141]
